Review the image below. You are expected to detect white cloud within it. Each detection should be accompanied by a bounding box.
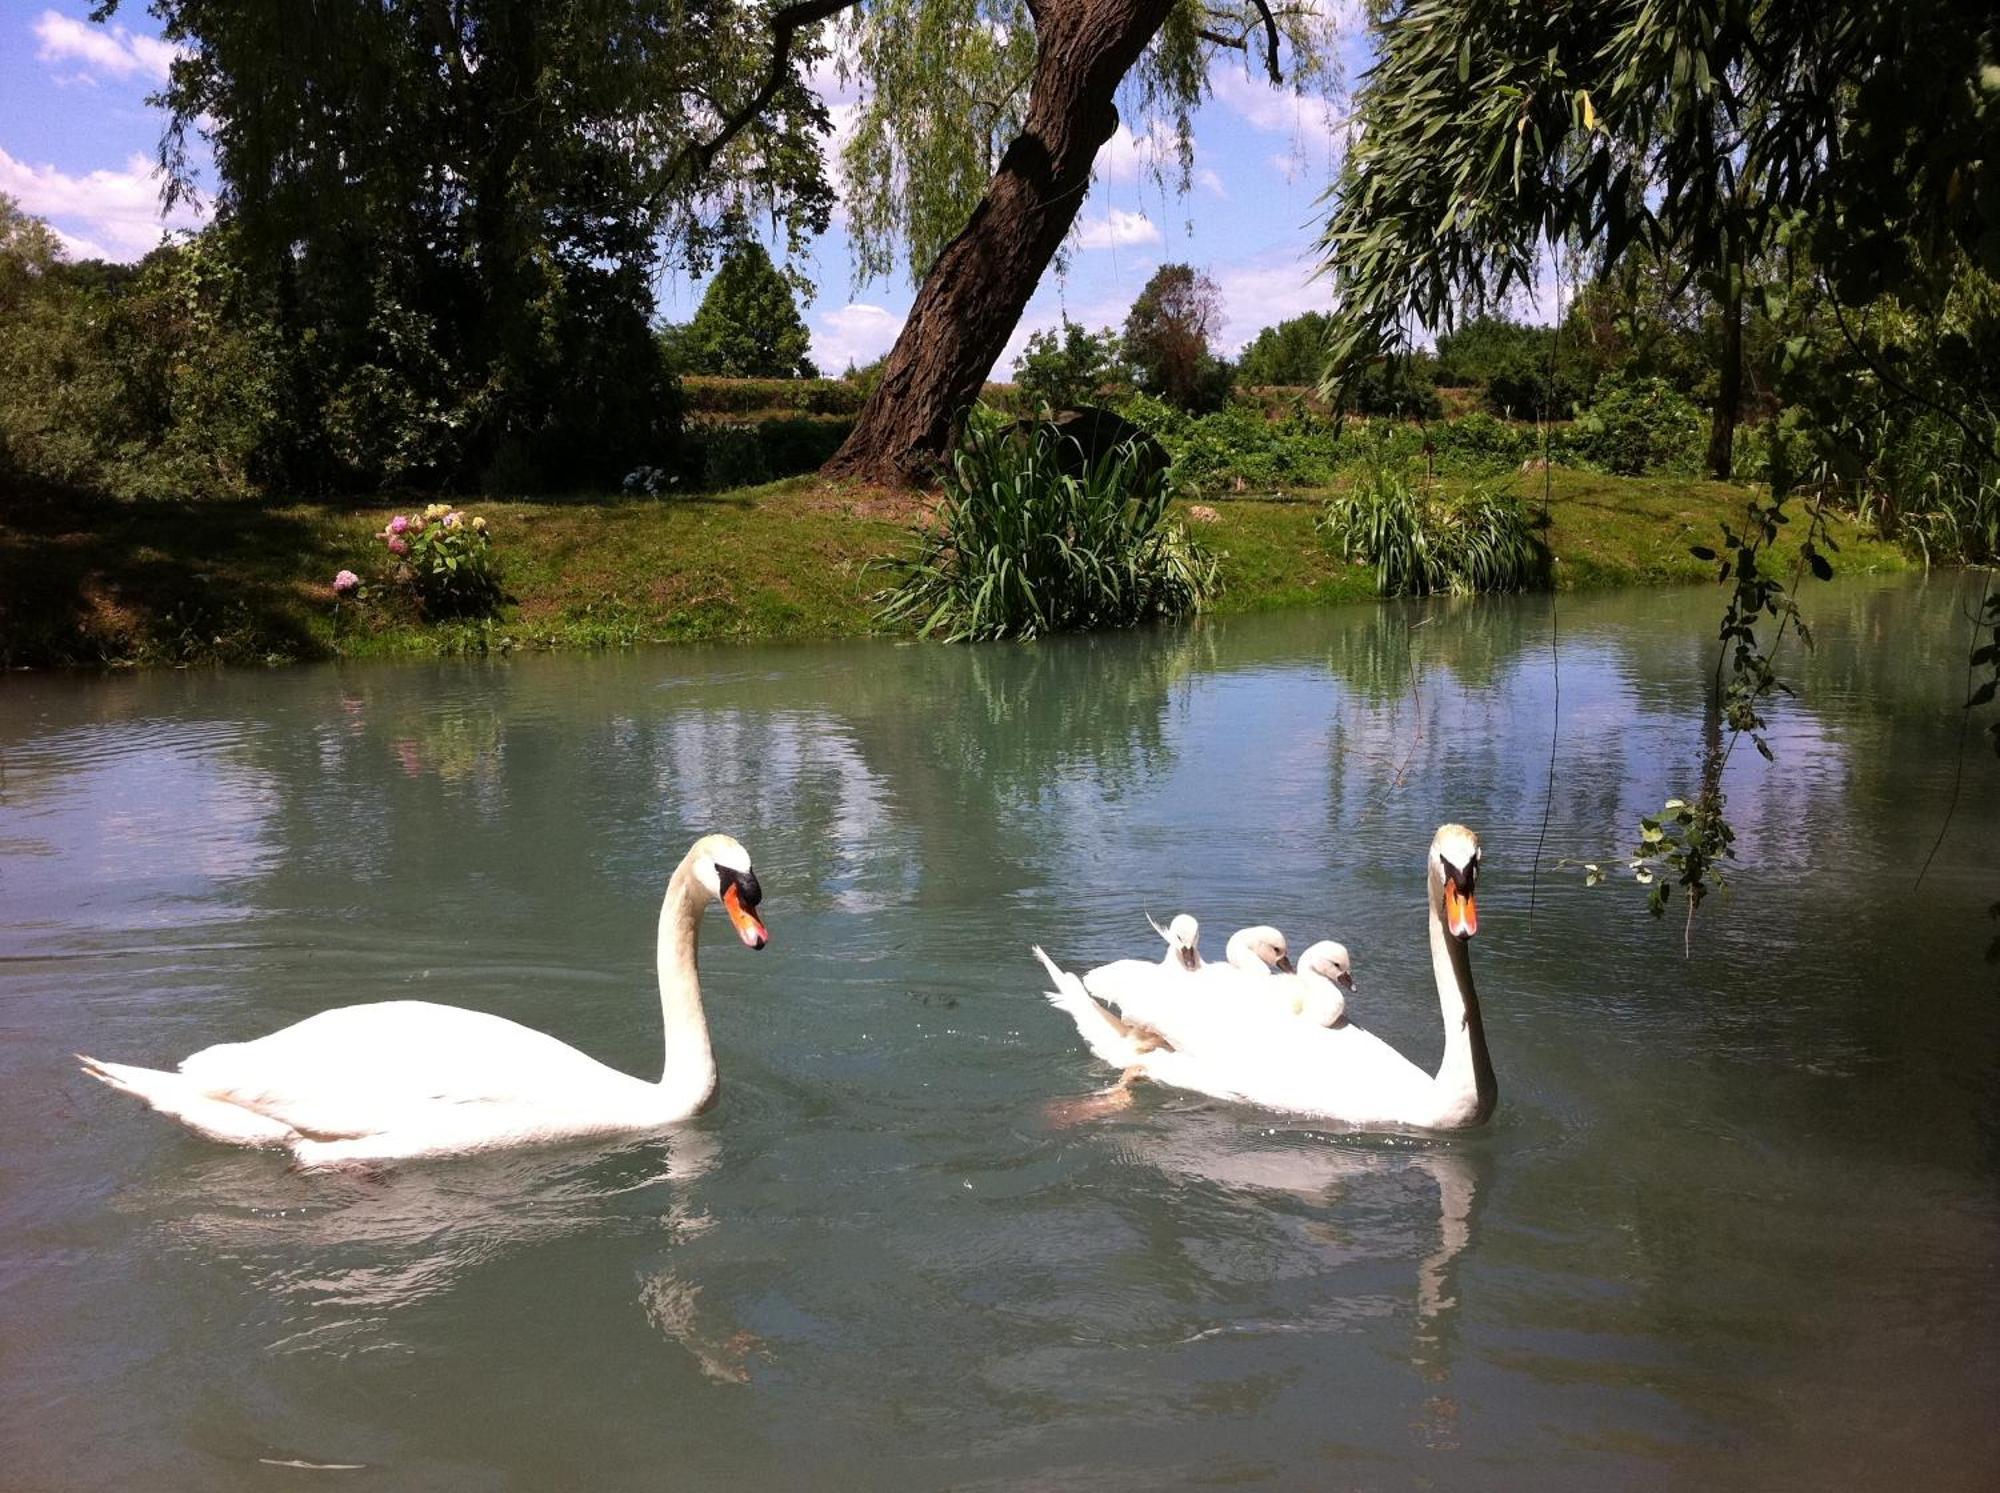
[0,146,201,260]
[33,8,178,81]
[1212,254,1333,353]
[1195,168,1227,199]
[812,301,903,373]
[1093,122,1174,184]
[1075,207,1162,250]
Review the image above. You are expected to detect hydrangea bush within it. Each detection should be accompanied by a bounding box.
[375,502,500,615]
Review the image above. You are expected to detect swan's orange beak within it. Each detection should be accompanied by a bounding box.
[1443,882,1478,939]
[722,884,768,949]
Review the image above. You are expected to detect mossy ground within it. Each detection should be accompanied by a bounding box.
[0,468,1911,668]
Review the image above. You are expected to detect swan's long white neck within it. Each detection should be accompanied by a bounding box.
[655,859,718,1114]
[1427,875,1496,1127]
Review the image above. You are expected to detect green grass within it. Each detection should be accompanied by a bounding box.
[0,467,1913,668]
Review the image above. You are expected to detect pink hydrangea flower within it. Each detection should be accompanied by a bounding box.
[388,514,410,535]
[332,569,360,595]
[387,536,410,557]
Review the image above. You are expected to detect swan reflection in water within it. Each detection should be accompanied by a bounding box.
[1113,1102,1482,1448]
[121,1126,757,1382]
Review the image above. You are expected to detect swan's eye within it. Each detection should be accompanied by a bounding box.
[718,865,762,908]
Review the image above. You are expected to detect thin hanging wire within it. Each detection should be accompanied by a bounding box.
[1528,235,1564,917]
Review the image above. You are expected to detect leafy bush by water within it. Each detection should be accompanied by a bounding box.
[375,503,501,617]
[1318,463,1540,596]
[1566,377,1706,475]
[876,420,1218,641]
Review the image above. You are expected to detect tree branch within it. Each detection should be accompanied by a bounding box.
[675,0,860,185]
[1198,2,1285,84]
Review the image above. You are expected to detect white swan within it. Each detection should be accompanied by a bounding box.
[78,833,770,1166]
[1207,925,1294,977]
[1070,910,1204,1011]
[1033,825,1495,1132]
[1234,940,1354,1027]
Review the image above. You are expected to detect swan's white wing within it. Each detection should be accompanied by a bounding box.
[177,1001,633,1138]
[1189,1021,1436,1122]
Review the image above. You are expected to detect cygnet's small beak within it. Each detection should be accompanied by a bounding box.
[1274,954,1295,974]
[1336,971,1354,993]
[722,883,769,949]
[1176,945,1199,972]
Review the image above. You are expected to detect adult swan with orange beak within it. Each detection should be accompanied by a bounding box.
[79,834,770,1166]
[1033,825,1497,1132]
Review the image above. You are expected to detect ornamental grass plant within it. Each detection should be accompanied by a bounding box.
[1318,460,1541,597]
[877,419,1218,641]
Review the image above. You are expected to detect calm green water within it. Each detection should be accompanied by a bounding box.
[3,575,1996,1490]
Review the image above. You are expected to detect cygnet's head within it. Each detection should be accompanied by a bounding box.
[1297,940,1354,994]
[1152,912,1202,971]
[1226,925,1293,974]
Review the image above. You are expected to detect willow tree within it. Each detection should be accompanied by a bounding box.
[815,0,1345,484]
[1318,0,1998,473]
[1317,0,2000,930]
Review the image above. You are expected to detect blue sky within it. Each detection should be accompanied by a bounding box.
[1,1,1387,375]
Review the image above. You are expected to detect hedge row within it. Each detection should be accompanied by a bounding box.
[681,376,864,417]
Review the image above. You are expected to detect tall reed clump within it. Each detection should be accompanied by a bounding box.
[877,421,1219,641]
[1318,461,1540,596]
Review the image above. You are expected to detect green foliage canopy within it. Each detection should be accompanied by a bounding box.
[1319,0,2000,378]
[1013,320,1128,408]
[99,0,842,489]
[680,241,819,378]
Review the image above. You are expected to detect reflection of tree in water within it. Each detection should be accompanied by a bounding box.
[822,625,1212,901]
[960,627,1213,800]
[1320,594,1520,708]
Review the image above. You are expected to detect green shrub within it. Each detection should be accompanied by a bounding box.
[376,504,501,616]
[877,419,1219,641]
[1874,411,2000,564]
[1335,355,1445,419]
[687,416,852,489]
[1014,321,1129,408]
[1568,376,1707,475]
[1481,348,1588,420]
[1429,411,1535,473]
[1319,463,1540,596]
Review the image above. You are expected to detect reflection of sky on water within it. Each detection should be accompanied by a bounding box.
[0,721,278,944]
[3,576,1995,1490]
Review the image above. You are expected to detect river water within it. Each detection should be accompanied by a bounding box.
[2,574,1995,1490]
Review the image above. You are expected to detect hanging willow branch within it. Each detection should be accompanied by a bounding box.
[672,0,862,185]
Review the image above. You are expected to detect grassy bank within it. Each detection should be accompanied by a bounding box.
[0,469,1912,668]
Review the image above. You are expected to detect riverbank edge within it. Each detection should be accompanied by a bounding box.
[0,468,1914,669]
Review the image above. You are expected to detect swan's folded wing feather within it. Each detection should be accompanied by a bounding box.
[176,1000,631,1136]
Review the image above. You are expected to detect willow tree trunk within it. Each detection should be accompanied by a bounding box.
[821,0,1179,487]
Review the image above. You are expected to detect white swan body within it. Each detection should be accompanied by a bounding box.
[79,834,770,1166]
[1034,825,1494,1132]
